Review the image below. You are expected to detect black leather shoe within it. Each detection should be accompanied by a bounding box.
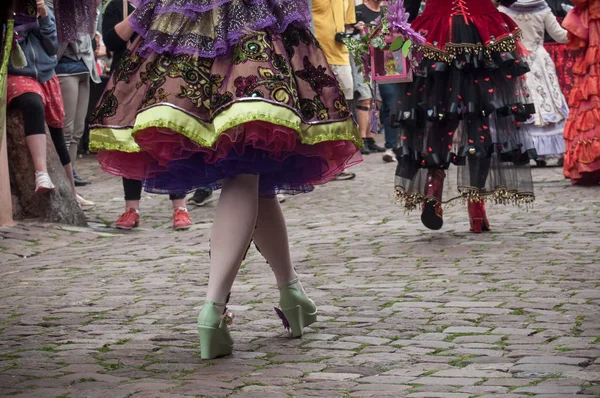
[73,170,89,186]
[366,138,386,153]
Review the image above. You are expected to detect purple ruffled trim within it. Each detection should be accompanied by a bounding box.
[130,0,311,58]
[129,8,310,58]
[130,0,308,15]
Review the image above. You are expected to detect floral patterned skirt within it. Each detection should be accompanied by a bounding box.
[89,26,361,196]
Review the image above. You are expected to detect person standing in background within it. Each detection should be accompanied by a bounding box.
[544,0,575,112]
[353,0,386,156]
[313,0,358,180]
[48,0,101,187]
[499,0,569,168]
[99,0,193,230]
[359,0,421,163]
[562,0,600,185]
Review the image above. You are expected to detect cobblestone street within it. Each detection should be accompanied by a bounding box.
[1,151,599,398]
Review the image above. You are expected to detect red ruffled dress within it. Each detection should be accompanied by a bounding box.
[544,0,576,100]
[394,0,536,209]
[562,0,600,185]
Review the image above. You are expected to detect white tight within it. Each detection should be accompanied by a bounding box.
[205,174,298,304]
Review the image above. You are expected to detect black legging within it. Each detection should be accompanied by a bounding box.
[123,178,185,201]
[8,92,71,166]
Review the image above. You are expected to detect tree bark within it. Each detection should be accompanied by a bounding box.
[6,110,87,226]
[0,118,14,227]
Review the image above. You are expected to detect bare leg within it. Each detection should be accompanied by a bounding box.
[125,200,141,211]
[25,135,48,173]
[206,174,260,304]
[171,198,186,209]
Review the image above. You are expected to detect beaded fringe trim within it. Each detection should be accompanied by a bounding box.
[417,30,523,63]
[395,186,535,211]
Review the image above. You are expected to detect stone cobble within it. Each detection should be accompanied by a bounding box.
[0,149,599,397]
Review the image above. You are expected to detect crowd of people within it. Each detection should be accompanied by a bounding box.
[3,0,600,359]
[6,0,597,229]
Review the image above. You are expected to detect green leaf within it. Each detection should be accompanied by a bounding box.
[372,36,386,49]
[402,40,412,57]
[389,36,405,52]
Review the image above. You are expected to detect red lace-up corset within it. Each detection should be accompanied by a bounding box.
[421,0,498,17]
[410,0,521,54]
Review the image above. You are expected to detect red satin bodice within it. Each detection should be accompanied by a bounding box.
[412,0,521,50]
[421,0,499,16]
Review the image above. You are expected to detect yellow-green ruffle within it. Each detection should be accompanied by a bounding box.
[90,100,361,153]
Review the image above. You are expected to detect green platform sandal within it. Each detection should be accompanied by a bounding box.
[198,300,234,359]
[275,279,317,338]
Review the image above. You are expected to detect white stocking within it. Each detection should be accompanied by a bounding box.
[206,174,259,306]
[253,196,303,292]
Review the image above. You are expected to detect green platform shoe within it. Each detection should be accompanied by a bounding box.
[275,279,317,337]
[198,301,234,359]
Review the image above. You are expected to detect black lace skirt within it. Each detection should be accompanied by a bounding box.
[393,15,536,209]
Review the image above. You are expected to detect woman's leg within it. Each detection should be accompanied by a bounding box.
[169,194,186,210]
[123,178,142,210]
[252,196,297,288]
[117,178,143,229]
[58,75,79,157]
[69,75,91,167]
[206,174,260,305]
[253,194,316,337]
[10,93,48,173]
[48,126,76,197]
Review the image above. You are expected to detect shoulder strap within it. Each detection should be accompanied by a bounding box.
[57,43,68,60]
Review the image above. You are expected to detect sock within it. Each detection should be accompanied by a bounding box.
[206,174,259,305]
[253,197,299,289]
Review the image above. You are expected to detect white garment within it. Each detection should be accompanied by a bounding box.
[500,1,569,156]
[500,2,568,127]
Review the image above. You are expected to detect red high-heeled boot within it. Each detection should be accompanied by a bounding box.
[421,169,445,230]
[468,200,491,233]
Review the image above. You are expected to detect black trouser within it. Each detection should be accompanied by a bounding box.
[9,92,71,166]
[122,178,186,201]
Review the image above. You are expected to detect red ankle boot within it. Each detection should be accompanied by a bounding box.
[421,169,445,230]
[468,200,491,233]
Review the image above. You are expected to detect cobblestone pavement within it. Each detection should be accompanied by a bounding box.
[1,149,599,398]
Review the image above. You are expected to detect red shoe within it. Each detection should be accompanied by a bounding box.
[115,208,140,230]
[173,208,192,230]
[421,169,445,230]
[468,200,491,233]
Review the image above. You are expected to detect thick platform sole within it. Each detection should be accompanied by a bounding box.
[421,203,443,230]
[281,305,317,338]
[198,326,233,360]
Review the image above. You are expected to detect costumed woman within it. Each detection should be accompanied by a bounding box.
[89,0,362,359]
[394,0,536,232]
[562,0,600,185]
[499,0,569,168]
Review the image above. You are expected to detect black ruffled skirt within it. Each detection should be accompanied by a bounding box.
[393,15,536,209]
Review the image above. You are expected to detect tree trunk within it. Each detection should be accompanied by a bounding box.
[6,110,87,226]
[0,119,14,227]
